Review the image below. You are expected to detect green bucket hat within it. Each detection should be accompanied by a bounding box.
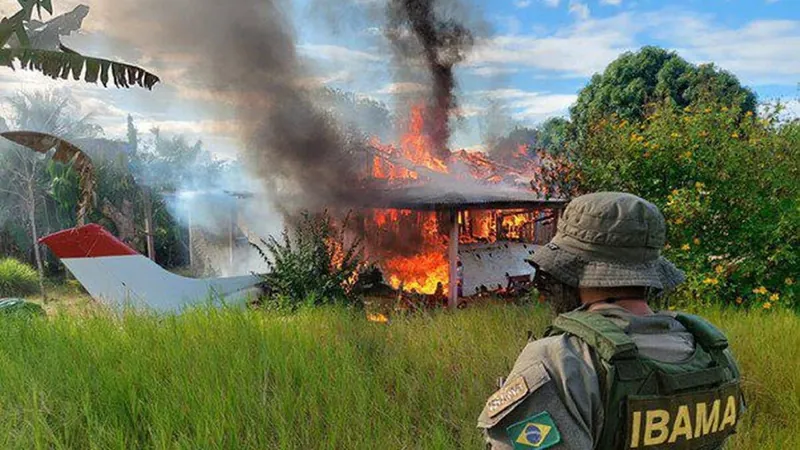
[530,192,685,291]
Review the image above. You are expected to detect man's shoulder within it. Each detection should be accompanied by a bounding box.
[515,333,596,377]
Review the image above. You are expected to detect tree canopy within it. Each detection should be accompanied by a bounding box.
[570,46,757,135]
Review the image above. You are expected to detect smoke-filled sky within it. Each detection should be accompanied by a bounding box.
[0,0,797,160]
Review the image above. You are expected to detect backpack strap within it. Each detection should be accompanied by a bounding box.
[672,313,729,350]
[672,312,738,385]
[547,311,639,361]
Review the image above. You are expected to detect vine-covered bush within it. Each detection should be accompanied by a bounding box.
[578,102,799,310]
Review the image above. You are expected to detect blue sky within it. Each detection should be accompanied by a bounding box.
[0,0,797,157]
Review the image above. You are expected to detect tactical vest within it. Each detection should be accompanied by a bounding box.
[545,311,743,450]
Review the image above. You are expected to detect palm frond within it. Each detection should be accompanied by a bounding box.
[0,48,160,90]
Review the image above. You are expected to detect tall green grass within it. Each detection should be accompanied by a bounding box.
[0,304,796,449]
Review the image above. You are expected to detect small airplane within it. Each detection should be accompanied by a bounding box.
[40,224,263,313]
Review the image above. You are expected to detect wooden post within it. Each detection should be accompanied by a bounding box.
[187,204,194,271]
[448,208,459,309]
[142,187,156,261]
[228,201,236,273]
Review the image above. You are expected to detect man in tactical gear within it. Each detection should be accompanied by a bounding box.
[477,192,744,450]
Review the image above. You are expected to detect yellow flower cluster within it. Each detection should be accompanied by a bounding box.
[703,278,719,286]
[681,243,691,251]
[786,278,795,286]
[763,302,772,310]
[630,133,645,143]
[752,287,781,306]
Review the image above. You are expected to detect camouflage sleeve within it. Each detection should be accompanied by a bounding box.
[477,335,603,450]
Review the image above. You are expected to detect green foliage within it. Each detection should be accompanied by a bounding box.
[0,304,795,448]
[46,159,80,226]
[0,258,38,297]
[578,101,799,310]
[0,1,159,89]
[537,117,574,154]
[253,212,364,309]
[571,46,757,139]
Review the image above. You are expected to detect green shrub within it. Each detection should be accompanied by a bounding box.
[577,102,799,310]
[252,211,364,309]
[0,258,39,298]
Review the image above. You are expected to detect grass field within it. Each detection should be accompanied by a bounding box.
[0,300,798,449]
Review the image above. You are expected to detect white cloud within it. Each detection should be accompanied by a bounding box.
[469,66,521,77]
[454,104,486,117]
[542,0,561,6]
[297,70,355,88]
[601,0,623,5]
[475,89,577,122]
[468,10,800,86]
[373,82,428,95]
[778,99,800,119]
[648,15,800,85]
[514,0,533,8]
[569,1,591,20]
[467,13,638,77]
[297,44,381,63]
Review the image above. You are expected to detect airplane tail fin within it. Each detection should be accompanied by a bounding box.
[40,224,261,312]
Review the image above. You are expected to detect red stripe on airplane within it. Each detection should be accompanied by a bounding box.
[39,224,139,259]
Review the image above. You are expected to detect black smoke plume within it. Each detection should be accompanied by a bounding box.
[387,0,475,160]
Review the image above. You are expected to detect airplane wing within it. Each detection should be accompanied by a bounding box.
[40,224,262,313]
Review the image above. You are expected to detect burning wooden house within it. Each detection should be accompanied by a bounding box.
[348,105,569,308]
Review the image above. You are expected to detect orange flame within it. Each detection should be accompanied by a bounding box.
[501,213,529,240]
[384,250,448,295]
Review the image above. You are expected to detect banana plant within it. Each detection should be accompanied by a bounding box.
[0,0,159,90]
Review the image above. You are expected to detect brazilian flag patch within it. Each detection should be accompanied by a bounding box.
[505,411,561,449]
